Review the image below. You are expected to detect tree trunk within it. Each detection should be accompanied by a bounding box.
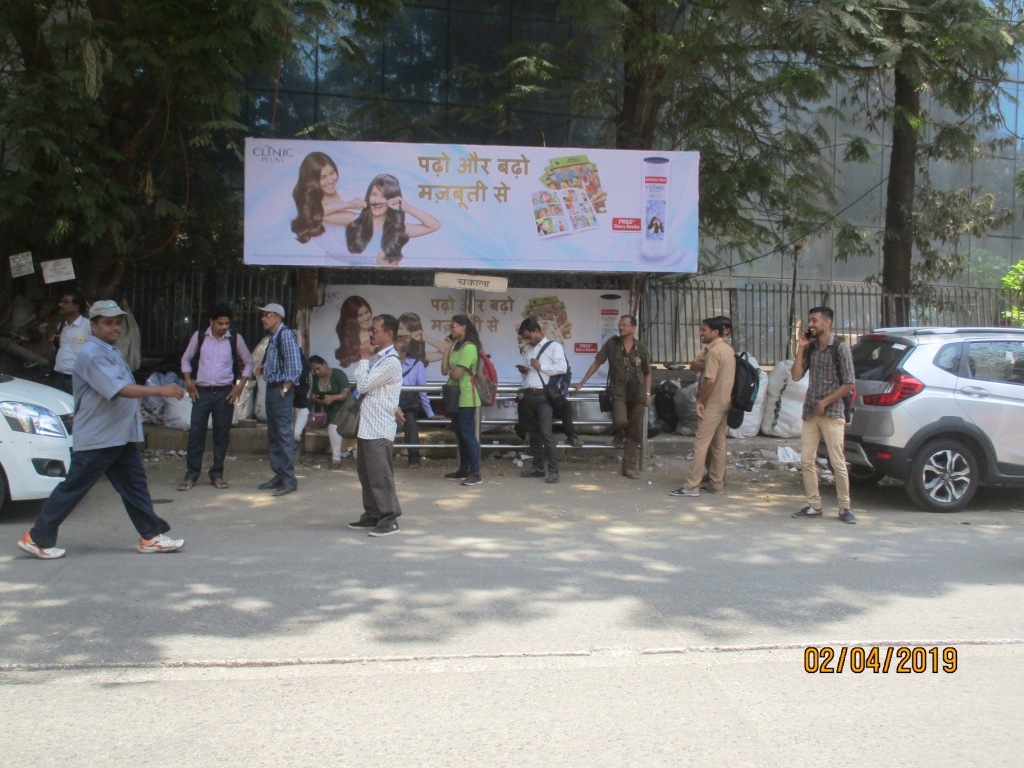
[881,67,920,326]
[615,0,663,150]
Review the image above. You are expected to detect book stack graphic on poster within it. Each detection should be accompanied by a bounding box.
[532,154,607,240]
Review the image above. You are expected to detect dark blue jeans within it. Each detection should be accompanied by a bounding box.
[185,386,234,481]
[453,406,480,475]
[30,443,171,548]
[265,385,297,488]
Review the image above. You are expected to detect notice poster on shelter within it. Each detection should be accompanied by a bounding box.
[244,139,699,273]
[308,285,629,384]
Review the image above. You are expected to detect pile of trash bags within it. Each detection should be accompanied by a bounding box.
[648,356,809,440]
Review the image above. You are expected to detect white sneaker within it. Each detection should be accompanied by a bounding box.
[18,531,66,560]
[138,533,185,554]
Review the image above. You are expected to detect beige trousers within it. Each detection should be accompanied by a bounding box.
[684,405,730,490]
[800,415,851,511]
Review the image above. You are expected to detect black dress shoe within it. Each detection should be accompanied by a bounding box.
[258,479,282,490]
[520,467,546,478]
[545,472,560,484]
[272,485,297,497]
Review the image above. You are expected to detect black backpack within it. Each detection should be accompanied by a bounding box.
[730,351,761,412]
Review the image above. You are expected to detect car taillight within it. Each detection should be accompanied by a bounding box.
[862,372,924,406]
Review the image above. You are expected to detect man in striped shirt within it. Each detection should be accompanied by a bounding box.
[255,303,303,497]
[791,306,857,524]
[347,314,404,537]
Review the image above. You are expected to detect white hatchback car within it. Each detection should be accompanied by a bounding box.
[0,374,73,512]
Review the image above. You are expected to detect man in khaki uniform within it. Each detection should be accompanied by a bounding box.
[671,317,736,497]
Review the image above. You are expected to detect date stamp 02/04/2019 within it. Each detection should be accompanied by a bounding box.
[804,646,958,674]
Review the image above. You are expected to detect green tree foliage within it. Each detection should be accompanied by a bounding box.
[834,1,1024,323]
[999,258,1024,325]
[476,1,889,271]
[471,0,1024,297]
[0,0,395,300]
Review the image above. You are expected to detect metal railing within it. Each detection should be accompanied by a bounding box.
[115,265,1024,370]
[642,278,1024,366]
[337,383,650,466]
[389,383,614,447]
[120,265,294,360]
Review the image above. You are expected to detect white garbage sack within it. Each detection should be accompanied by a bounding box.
[727,354,769,438]
[233,378,256,424]
[162,393,193,430]
[140,371,184,424]
[760,359,808,438]
[252,337,271,423]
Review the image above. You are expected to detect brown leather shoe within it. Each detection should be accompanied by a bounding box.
[622,469,640,480]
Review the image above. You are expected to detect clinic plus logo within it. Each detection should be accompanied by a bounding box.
[252,145,295,164]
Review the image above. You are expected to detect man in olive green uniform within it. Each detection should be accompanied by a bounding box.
[573,315,652,479]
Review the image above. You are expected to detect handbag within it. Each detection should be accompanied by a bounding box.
[307,408,328,429]
[335,392,361,438]
[598,386,613,413]
[441,382,461,414]
[540,372,566,408]
[398,389,420,412]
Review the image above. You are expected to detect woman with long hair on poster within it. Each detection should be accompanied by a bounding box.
[345,173,440,266]
[334,295,373,369]
[398,311,445,366]
[396,314,439,469]
[290,152,364,244]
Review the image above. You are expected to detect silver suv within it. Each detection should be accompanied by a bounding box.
[844,327,1024,512]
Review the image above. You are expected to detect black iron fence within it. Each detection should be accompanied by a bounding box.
[116,265,1024,368]
[120,265,293,360]
[642,278,1024,366]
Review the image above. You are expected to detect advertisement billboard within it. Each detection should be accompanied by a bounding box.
[245,139,699,273]
[309,285,630,385]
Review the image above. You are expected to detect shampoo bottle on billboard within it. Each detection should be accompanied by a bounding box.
[640,157,670,260]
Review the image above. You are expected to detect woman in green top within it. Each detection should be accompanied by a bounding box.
[308,354,350,469]
[441,314,483,486]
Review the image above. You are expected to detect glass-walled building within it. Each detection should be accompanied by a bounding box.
[244,1,1024,289]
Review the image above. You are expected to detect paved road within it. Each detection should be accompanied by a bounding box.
[2,447,1022,766]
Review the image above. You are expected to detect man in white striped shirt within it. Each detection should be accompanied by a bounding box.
[348,314,404,537]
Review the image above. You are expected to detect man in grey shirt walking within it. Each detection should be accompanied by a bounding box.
[18,300,187,559]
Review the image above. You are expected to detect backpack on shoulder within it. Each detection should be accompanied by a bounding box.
[730,351,761,412]
[472,349,499,406]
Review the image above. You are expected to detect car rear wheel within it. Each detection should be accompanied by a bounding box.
[906,439,978,512]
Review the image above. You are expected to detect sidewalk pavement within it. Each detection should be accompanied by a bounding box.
[4,429,1021,767]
